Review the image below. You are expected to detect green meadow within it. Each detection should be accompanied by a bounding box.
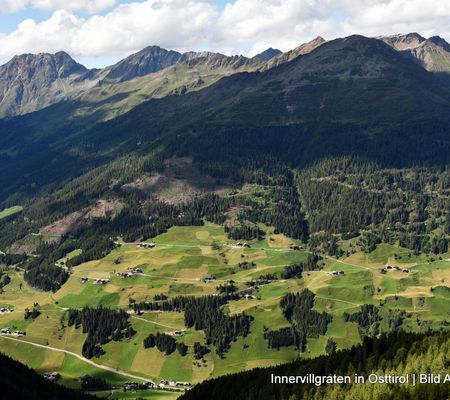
[0,205,23,220]
[1,223,450,398]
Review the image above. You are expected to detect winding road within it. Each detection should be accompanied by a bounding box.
[0,334,153,383]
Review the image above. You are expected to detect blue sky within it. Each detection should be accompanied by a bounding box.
[0,0,449,68]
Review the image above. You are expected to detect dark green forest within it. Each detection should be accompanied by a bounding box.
[0,352,95,400]
[180,331,450,400]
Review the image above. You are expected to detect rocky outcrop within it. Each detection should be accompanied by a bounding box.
[379,33,450,72]
[0,51,89,117]
[262,36,326,70]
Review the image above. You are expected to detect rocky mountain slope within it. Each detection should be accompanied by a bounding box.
[0,44,276,119]
[101,45,182,83]
[262,36,326,69]
[3,32,447,120]
[0,51,92,117]
[380,32,450,72]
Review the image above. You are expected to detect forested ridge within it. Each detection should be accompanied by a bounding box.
[180,331,450,400]
[0,352,94,400]
[2,155,449,293]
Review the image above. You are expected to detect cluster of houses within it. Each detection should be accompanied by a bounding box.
[92,278,110,285]
[240,286,258,300]
[43,372,60,382]
[123,380,191,392]
[137,242,156,249]
[236,242,251,248]
[0,307,11,314]
[81,277,110,284]
[159,380,192,390]
[381,265,409,273]
[289,244,302,251]
[116,267,143,279]
[328,270,346,277]
[0,327,26,336]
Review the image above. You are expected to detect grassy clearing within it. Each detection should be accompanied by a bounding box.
[0,205,23,220]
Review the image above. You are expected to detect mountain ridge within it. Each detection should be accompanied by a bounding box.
[2,32,449,119]
[379,32,450,72]
[1,34,449,205]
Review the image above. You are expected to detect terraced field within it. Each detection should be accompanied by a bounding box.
[1,223,450,399]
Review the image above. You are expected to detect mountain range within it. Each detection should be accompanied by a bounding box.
[0,32,448,217]
[1,33,449,120]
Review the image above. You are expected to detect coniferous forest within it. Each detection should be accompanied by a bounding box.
[180,331,450,400]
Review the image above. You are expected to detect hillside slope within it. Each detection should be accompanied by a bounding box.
[0,352,94,400]
[380,32,450,72]
[180,331,450,400]
[0,35,449,205]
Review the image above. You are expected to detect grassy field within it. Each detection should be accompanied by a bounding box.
[1,222,450,398]
[0,205,23,220]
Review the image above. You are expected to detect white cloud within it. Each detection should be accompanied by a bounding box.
[0,0,116,13]
[215,0,338,55]
[0,0,449,66]
[0,1,217,58]
[0,0,29,13]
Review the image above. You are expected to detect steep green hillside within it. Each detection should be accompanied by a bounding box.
[179,331,450,400]
[0,352,95,400]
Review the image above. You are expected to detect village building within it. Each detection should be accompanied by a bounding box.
[176,381,192,387]
[93,278,109,285]
[0,327,11,334]
[143,381,157,389]
[123,381,139,391]
[116,272,134,278]
[328,270,345,277]
[138,242,156,249]
[42,372,60,382]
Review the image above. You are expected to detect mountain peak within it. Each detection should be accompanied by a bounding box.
[262,36,326,70]
[378,32,450,73]
[103,45,182,82]
[0,51,88,117]
[252,48,282,62]
[378,32,426,50]
[428,35,450,52]
[5,51,86,76]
